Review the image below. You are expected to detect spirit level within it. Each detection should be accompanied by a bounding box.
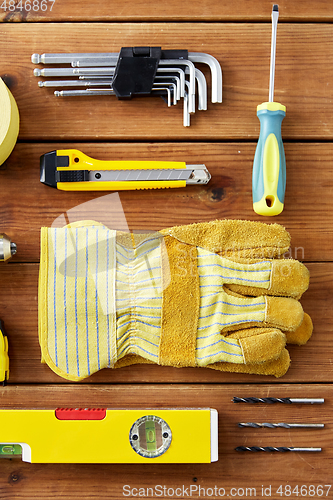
[0,408,218,463]
[40,149,211,191]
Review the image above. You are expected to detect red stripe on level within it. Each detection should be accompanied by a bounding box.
[55,408,106,420]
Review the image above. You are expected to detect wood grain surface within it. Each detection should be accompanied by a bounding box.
[1,0,333,22]
[1,142,332,262]
[0,0,332,497]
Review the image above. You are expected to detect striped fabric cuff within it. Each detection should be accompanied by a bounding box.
[39,223,117,381]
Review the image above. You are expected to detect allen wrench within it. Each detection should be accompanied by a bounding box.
[188,52,222,103]
[32,47,222,126]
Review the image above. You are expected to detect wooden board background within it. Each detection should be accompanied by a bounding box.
[0,0,332,498]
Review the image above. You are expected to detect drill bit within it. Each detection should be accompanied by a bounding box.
[233,397,324,404]
[236,446,322,453]
[238,423,324,429]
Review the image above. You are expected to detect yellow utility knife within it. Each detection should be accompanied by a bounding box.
[40,149,211,191]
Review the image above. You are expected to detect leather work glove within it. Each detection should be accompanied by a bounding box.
[39,219,312,381]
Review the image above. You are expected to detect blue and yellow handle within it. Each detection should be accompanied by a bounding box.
[252,102,286,216]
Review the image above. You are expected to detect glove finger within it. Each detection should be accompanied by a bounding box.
[282,312,313,345]
[207,348,290,378]
[225,259,309,300]
[197,246,309,300]
[161,220,290,259]
[226,327,286,365]
[213,289,303,334]
[264,295,304,332]
[224,296,303,333]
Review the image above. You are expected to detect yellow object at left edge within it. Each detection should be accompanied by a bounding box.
[0,327,9,382]
[0,78,19,165]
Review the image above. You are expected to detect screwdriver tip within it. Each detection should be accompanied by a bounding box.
[273,4,279,11]
[34,68,41,77]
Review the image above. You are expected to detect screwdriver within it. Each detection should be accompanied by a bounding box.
[252,5,286,216]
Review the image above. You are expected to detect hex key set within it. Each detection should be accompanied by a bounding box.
[32,46,223,126]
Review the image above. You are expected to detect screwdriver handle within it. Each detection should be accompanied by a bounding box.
[252,102,286,216]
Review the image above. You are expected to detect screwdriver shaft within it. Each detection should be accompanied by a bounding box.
[269,5,279,102]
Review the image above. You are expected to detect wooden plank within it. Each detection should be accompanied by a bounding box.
[1,0,333,22]
[2,23,332,140]
[0,262,330,384]
[1,142,332,263]
[0,384,330,500]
